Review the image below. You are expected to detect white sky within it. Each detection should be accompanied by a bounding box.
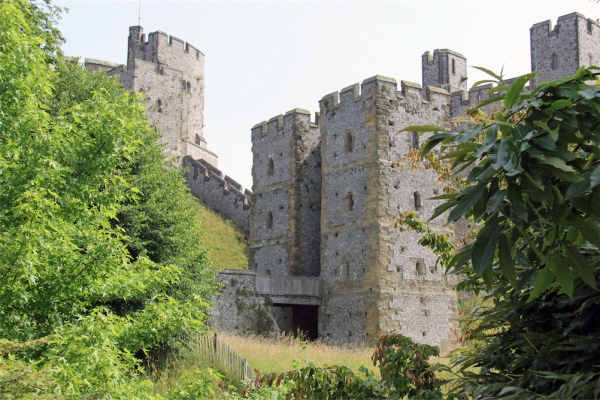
[55,0,600,190]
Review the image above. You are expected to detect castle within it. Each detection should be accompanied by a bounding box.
[86,12,600,353]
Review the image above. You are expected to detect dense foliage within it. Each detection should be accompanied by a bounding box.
[245,333,442,399]
[404,66,600,398]
[0,0,216,397]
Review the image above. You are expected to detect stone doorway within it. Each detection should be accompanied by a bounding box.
[271,304,319,340]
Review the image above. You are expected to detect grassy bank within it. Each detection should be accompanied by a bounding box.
[194,199,249,270]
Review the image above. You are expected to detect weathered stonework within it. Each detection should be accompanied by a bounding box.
[183,157,251,231]
[85,27,252,230]
[530,12,600,86]
[237,12,597,353]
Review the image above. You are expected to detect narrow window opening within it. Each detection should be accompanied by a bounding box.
[552,54,558,70]
[157,99,162,113]
[266,211,273,229]
[159,66,164,75]
[346,263,350,279]
[186,81,192,93]
[411,131,419,149]
[345,132,353,153]
[588,20,593,34]
[451,58,456,75]
[414,192,422,210]
[344,192,354,211]
[416,261,425,276]
[267,158,274,176]
[194,134,201,145]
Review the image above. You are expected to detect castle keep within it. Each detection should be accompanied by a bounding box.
[84,27,252,230]
[86,12,599,352]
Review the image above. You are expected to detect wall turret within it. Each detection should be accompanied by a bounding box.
[530,12,600,86]
[116,26,213,164]
[422,49,467,93]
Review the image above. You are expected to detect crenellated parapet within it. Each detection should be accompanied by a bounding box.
[127,26,204,70]
[421,49,467,94]
[530,12,600,86]
[183,156,251,231]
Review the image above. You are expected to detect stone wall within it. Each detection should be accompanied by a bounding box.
[110,26,213,164]
[530,12,600,86]
[210,270,278,335]
[422,49,468,94]
[318,75,461,351]
[183,156,251,231]
[250,109,321,278]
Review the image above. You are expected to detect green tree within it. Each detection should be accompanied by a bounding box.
[406,67,600,398]
[0,0,216,397]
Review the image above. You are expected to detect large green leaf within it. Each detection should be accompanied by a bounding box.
[471,66,503,81]
[499,233,517,287]
[448,182,487,223]
[527,266,553,303]
[550,255,573,298]
[565,215,600,248]
[398,125,448,133]
[471,215,501,275]
[492,140,511,170]
[429,200,457,222]
[507,182,527,220]
[416,131,456,157]
[504,73,535,109]
[486,189,506,214]
[565,245,597,290]
[590,164,600,189]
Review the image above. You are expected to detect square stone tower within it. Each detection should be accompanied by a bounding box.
[422,49,468,94]
[109,26,218,165]
[531,12,600,87]
[249,109,321,278]
[317,76,461,352]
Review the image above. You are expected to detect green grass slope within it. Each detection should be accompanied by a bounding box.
[194,200,249,270]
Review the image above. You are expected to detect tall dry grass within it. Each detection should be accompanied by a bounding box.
[218,332,380,379]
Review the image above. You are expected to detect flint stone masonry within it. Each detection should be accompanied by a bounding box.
[183,156,251,231]
[236,12,592,353]
[530,12,600,86]
[85,27,252,239]
[210,270,278,335]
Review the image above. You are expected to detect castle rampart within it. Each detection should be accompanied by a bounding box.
[183,156,251,231]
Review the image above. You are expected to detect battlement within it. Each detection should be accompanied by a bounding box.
[184,156,250,230]
[128,26,204,68]
[530,12,595,36]
[251,108,316,140]
[421,49,467,93]
[421,49,466,64]
[319,75,450,116]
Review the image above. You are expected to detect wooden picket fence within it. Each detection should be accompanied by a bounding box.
[195,332,254,382]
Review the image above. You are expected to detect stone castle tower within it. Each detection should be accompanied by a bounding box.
[225,11,599,352]
[530,12,600,87]
[83,27,254,230]
[103,26,218,165]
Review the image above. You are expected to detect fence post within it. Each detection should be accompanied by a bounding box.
[243,358,248,380]
[213,332,218,363]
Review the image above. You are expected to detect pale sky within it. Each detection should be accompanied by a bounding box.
[55,1,600,190]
